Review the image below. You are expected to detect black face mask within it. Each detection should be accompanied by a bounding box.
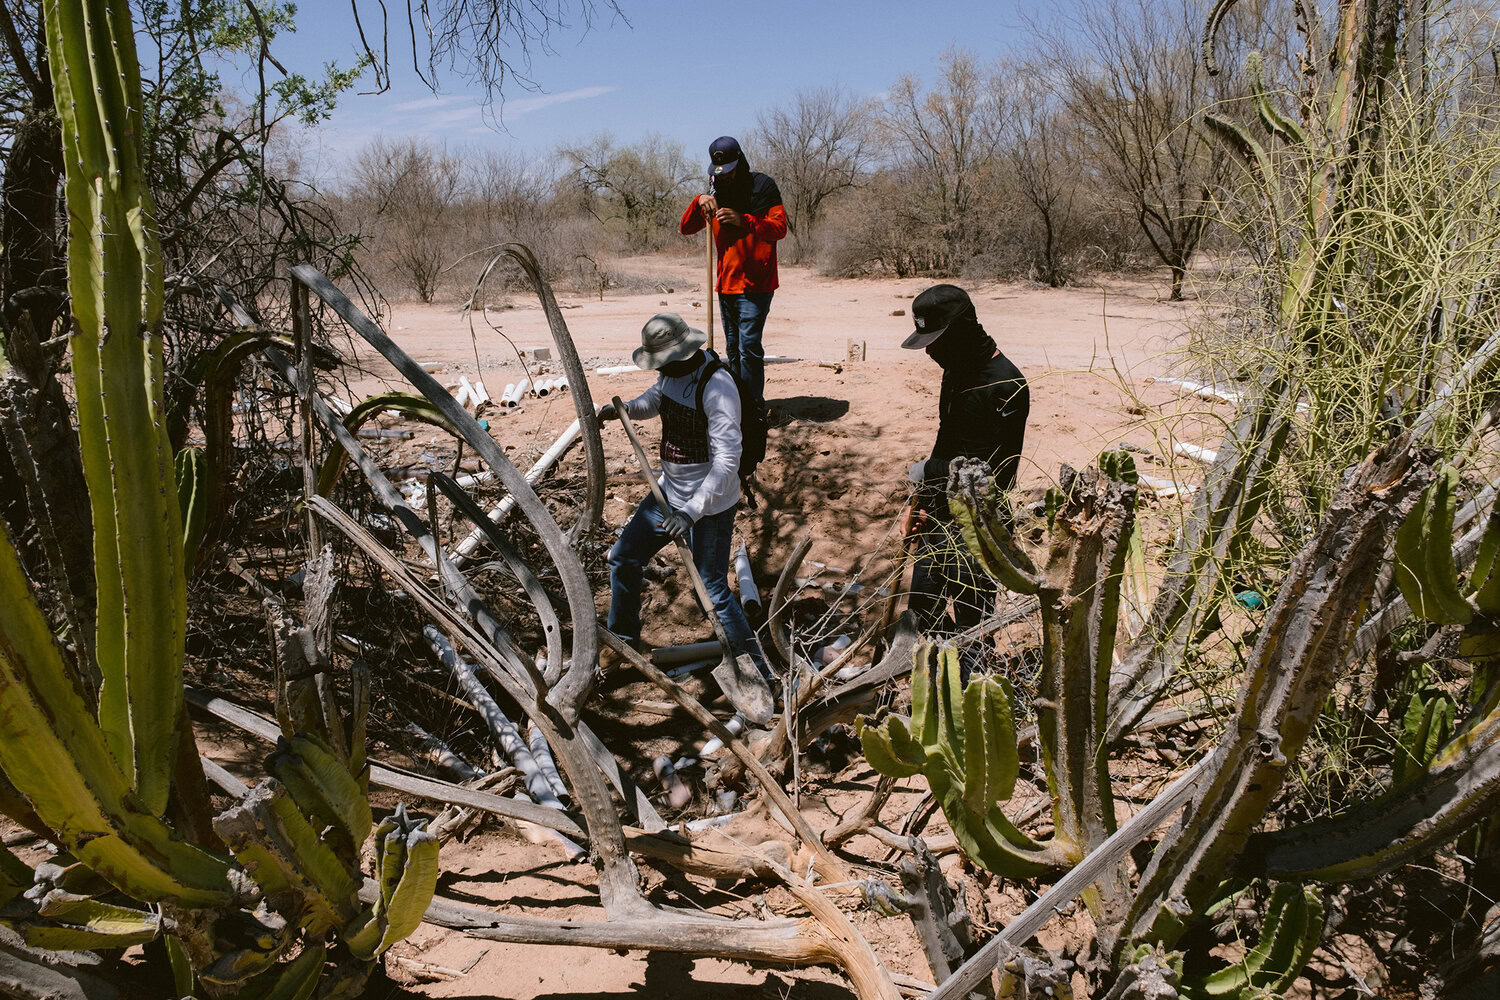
[925,316,997,371]
[712,168,751,213]
[659,351,704,378]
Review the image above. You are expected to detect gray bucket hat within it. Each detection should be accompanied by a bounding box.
[633,312,706,370]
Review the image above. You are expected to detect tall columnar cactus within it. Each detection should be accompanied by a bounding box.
[0,2,438,993]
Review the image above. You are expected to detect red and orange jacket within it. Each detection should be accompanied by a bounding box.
[679,171,788,294]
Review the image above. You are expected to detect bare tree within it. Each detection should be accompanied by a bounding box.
[1055,0,1237,299]
[350,137,465,302]
[558,133,694,251]
[751,86,873,262]
[348,1,627,116]
[879,48,1007,270]
[998,66,1087,287]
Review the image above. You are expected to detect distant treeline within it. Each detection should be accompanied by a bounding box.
[322,0,1500,303]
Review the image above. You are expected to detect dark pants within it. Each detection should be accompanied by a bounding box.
[907,517,998,636]
[607,494,770,680]
[718,290,774,408]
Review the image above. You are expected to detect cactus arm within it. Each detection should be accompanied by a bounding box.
[0,523,230,904]
[1203,113,1276,193]
[1181,883,1323,999]
[1247,51,1306,146]
[1241,695,1500,882]
[175,446,208,571]
[858,716,926,779]
[45,0,184,817]
[947,463,1040,594]
[1201,0,1242,75]
[1471,510,1500,614]
[375,824,438,954]
[1122,444,1432,953]
[910,644,940,752]
[16,897,161,950]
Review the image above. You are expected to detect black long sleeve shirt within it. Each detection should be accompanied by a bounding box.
[917,350,1030,515]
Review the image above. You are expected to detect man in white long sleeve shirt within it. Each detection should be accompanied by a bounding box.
[600,313,771,682]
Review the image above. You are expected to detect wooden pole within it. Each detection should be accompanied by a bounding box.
[705,208,716,351]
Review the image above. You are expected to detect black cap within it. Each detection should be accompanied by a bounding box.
[709,136,742,176]
[902,284,975,349]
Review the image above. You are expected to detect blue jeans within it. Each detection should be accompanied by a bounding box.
[608,494,770,680]
[718,290,774,408]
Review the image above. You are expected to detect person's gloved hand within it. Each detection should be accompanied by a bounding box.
[661,510,694,540]
[597,402,617,425]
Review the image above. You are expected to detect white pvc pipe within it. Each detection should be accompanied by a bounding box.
[734,545,760,613]
[697,713,746,757]
[665,658,719,679]
[595,364,641,376]
[504,378,531,407]
[451,416,588,562]
[1174,442,1218,464]
[763,356,800,364]
[472,380,489,405]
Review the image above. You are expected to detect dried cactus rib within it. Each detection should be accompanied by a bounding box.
[316,391,463,495]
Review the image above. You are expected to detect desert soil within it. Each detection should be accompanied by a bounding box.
[212,255,1229,998]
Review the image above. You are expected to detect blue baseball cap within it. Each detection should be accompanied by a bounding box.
[709,136,742,176]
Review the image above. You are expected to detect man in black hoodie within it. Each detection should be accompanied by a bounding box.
[899,284,1030,635]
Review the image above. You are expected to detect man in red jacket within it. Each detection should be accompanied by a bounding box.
[680,136,787,414]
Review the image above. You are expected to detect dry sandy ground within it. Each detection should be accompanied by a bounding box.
[299,256,1228,998]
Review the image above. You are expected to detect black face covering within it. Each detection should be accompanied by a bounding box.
[925,316,997,371]
[659,351,704,378]
[712,165,753,213]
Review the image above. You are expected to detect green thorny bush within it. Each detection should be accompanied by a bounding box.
[0,2,435,996]
[860,1,1500,996]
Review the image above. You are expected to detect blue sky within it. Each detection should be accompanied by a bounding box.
[260,0,1056,181]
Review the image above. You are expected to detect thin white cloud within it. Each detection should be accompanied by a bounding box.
[504,85,616,118]
[389,94,459,113]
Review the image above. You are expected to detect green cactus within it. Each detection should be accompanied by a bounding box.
[1178,883,1324,1000]
[346,803,440,961]
[940,456,1137,867]
[860,645,1065,877]
[1393,688,1456,788]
